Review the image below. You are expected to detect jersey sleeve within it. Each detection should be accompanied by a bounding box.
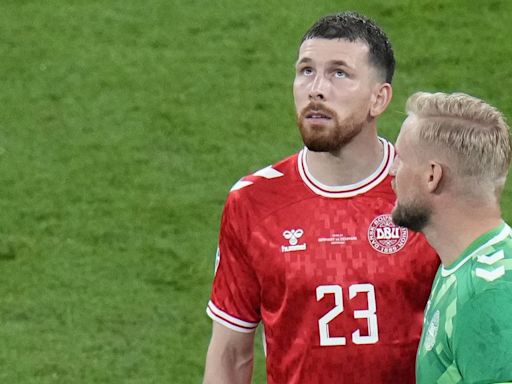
[452,282,512,383]
[206,192,261,333]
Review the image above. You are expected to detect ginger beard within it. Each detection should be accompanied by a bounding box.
[297,103,366,152]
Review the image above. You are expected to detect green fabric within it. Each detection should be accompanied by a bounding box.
[416,222,512,384]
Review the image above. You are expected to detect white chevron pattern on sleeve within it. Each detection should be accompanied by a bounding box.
[253,165,284,179]
[475,266,505,282]
[230,166,283,191]
[230,180,253,191]
[477,250,504,265]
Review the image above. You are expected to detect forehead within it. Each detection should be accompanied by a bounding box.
[297,38,370,66]
[396,115,421,152]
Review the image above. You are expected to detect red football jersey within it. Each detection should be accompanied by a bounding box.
[207,139,438,383]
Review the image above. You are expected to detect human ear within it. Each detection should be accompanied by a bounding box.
[370,83,392,117]
[427,161,443,193]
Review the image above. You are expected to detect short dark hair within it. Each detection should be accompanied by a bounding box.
[301,12,395,84]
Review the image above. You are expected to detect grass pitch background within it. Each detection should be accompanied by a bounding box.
[1,1,511,383]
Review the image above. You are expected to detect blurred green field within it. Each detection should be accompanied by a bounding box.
[1,0,511,383]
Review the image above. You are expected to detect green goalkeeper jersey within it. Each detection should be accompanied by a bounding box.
[416,222,512,384]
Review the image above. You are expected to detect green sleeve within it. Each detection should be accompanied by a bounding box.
[453,282,512,384]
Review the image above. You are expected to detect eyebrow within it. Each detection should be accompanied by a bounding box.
[296,57,313,66]
[296,57,352,69]
[329,60,351,68]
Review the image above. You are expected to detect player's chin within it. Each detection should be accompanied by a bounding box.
[303,136,338,152]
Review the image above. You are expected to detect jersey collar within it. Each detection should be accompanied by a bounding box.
[441,221,512,277]
[297,138,394,198]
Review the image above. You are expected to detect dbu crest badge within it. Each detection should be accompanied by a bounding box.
[367,214,408,254]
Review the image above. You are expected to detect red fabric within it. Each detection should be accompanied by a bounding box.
[209,149,438,384]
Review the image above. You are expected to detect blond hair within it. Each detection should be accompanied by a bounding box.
[406,92,511,196]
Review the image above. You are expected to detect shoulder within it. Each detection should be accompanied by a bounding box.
[460,278,512,320]
[455,238,512,340]
[229,153,297,195]
[223,152,308,221]
[470,233,512,290]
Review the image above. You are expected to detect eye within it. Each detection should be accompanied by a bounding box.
[302,67,313,76]
[335,70,347,78]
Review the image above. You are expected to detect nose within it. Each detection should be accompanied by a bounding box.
[309,74,326,101]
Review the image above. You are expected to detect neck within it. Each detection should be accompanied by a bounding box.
[422,202,502,267]
[305,127,383,186]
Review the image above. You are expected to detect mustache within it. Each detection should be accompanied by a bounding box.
[299,103,338,118]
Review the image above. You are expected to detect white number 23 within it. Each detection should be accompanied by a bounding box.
[316,284,379,346]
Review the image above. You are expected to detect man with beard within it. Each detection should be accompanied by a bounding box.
[203,12,438,384]
[391,91,512,383]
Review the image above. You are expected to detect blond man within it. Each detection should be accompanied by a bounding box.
[391,91,512,383]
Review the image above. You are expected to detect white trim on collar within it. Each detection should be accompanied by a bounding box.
[298,138,394,198]
[441,224,512,277]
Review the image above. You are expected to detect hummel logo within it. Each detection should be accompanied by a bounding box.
[282,229,306,253]
[283,229,304,245]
